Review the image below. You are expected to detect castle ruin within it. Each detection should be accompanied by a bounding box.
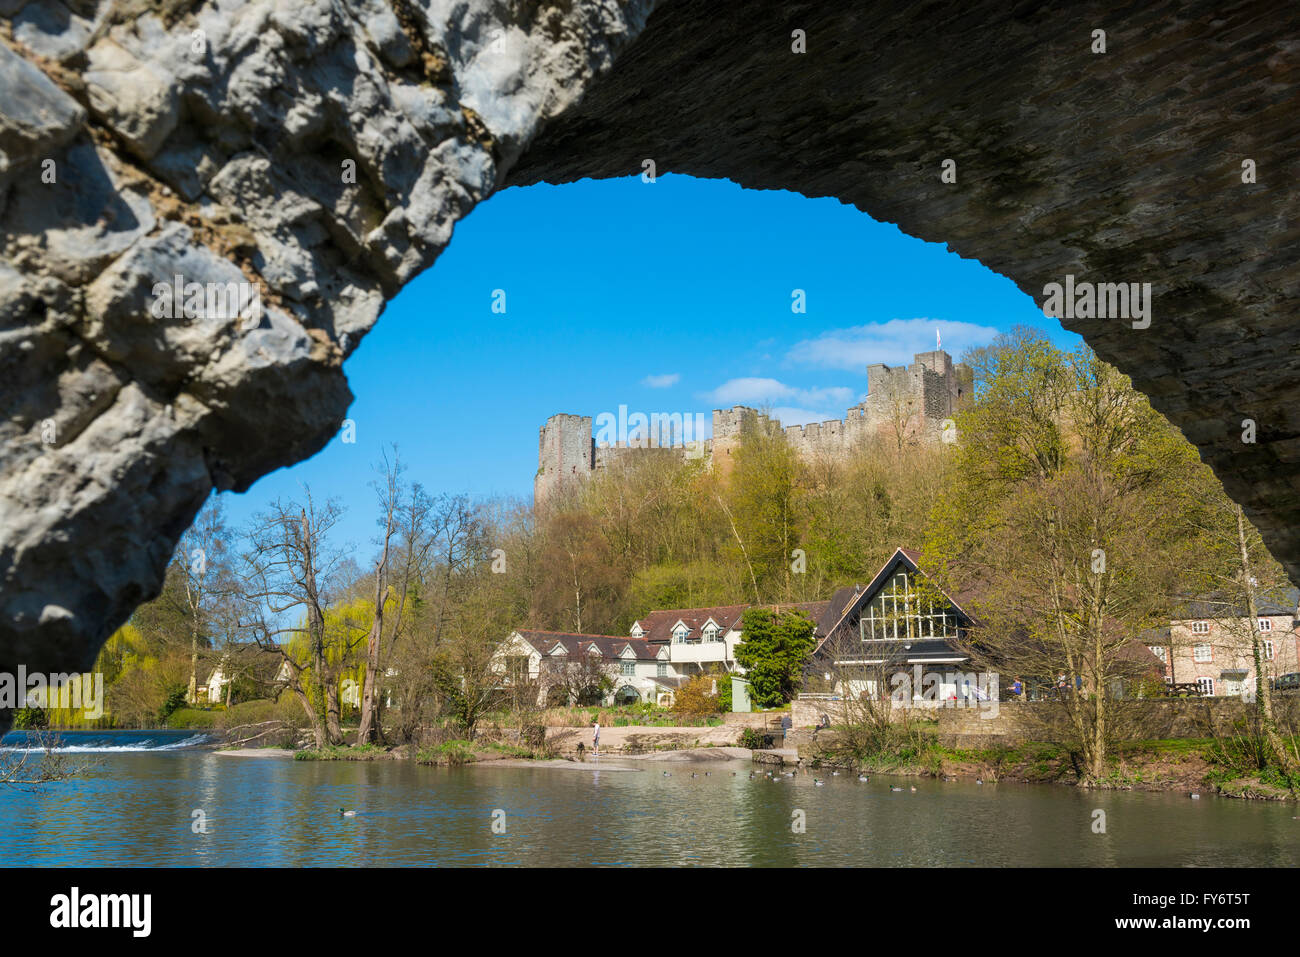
[535,350,973,504]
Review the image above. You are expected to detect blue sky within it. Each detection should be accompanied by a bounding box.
[221,173,1079,555]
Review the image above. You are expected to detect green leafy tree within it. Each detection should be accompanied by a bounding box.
[722,415,804,602]
[926,334,1205,784]
[734,609,817,707]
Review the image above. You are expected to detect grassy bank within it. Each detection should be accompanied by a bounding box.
[804,729,1299,800]
[291,739,541,766]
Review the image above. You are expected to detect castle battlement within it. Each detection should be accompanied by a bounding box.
[535,350,972,504]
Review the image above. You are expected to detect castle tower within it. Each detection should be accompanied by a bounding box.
[531,350,973,498]
[535,414,594,506]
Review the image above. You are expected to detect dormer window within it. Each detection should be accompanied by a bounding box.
[673,625,690,644]
[704,623,720,642]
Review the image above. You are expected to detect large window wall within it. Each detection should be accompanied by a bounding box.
[859,569,961,642]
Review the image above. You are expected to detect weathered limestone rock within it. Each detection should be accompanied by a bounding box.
[1,0,1298,710]
[0,0,655,689]
[0,39,84,173]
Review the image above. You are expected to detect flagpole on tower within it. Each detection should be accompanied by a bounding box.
[937,327,941,351]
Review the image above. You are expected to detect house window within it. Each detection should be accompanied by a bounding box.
[673,626,689,644]
[704,624,719,642]
[1149,646,1167,663]
[1258,618,1273,632]
[859,568,959,642]
[657,662,668,677]
[1264,640,1275,661]
[621,661,635,676]
[1197,677,1215,696]
[1190,621,1210,634]
[1193,643,1212,663]
[506,656,530,683]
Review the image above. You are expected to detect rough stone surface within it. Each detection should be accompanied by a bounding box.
[511,0,1300,582]
[0,0,654,686]
[2,0,1298,704]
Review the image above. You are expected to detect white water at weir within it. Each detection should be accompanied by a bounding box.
[0,732,217,753]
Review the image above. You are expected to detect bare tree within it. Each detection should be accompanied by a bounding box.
[539,651,619,708]
[177,497,232,704]
[0,730,89,785]
[236,490,350,748]
[357,451,442,744]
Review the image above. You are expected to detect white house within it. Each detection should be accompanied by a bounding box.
[494,630,685,707]
[631,599,839,675]
[191,645,292,706]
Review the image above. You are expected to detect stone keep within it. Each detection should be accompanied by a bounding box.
[535,350,973,503]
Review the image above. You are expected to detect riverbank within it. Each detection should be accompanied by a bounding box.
[166,720,1300,801]
[796,731,1299,801]
[279,726,749,767]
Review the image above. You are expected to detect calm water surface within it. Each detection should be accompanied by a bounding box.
[1,731,1296,867]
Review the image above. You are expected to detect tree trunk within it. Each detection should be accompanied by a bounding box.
[325,681,343,745]
[357,622,383,744]
[1236,505,1297,783]
[296,687,325,749]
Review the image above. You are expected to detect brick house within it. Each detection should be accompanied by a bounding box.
[1150,589,1300,697]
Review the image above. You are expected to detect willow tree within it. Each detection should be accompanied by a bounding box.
[926,334,1203,784]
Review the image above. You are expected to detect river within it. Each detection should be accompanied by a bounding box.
[0,730,1295,867]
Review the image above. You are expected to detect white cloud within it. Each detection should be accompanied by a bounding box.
[787,318,999,371]
[641,373,681,389]
[701,377,854,410]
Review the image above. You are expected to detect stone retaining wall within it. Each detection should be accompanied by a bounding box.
[933,697,1296,747]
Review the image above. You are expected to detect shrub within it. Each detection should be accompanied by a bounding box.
[739,727,767,750]
[416,740,477,767]
[157,687,189,724]
[12,707,47,730]
[674,675,723,717]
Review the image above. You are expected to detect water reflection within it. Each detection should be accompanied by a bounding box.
[0,747,1295,867]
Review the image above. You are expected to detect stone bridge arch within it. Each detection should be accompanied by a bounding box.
[0,0,1296,693]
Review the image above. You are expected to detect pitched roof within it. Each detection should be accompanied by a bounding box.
[633,601,833,644]
[1172,587,1300,622]
[1115,639,1167,676]
[814,547,973,653]
[633,605,750,643]
[513,630,662,661]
